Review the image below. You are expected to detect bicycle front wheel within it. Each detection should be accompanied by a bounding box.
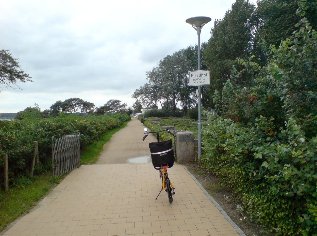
[165,178,173,203]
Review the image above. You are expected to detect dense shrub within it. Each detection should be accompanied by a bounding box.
[144,109,183,118]
[0,114,130,185]
[187,108,198,120]
[201,114,317,234]
[202,20,317,235]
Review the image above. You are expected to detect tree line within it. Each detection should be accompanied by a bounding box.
[132,0,317,115]
[15,98,131,120]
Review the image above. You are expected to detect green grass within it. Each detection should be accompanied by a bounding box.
[80,122,128,164]
[0,174,61,232]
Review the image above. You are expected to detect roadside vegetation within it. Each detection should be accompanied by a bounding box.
[0,174,61,232]
[0,113,130,232]
[144,114,317,235]
[136,1,317,234]
[0,113,130,181]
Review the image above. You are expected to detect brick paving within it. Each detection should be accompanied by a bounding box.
[1,119,245,236]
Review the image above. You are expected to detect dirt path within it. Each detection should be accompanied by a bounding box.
[97,118,157,164]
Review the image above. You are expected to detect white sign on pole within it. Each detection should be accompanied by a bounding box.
[188,70,210,86]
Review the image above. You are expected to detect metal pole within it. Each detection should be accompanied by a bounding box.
[197,27,201,70]
[197,27,202,160]
[186,16,211,160]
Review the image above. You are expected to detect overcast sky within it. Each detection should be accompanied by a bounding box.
[0,0,255,113]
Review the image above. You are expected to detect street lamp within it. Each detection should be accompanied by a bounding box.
[186,16,211,160]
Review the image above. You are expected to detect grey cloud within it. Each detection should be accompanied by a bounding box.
[0,0,248,112]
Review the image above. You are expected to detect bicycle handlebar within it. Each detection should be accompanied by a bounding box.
[142,128,175,142]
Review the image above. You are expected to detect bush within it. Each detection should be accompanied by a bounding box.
[144,109,183,118]
[0,114,130,186]
[201,20,317,234]
[201,115,317,235]
[187,108,198,120]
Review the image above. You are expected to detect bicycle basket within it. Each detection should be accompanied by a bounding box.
[149,139,174,168]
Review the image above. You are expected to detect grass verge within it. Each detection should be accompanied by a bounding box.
[0,174,61,232]
[80,122,128,164]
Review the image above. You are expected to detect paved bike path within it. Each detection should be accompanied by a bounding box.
[1,119,244,236]
[97,118,157,164]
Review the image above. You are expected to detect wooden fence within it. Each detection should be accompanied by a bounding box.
[52,134,80,176]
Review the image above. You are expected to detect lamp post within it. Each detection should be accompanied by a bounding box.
[186,16,211,160]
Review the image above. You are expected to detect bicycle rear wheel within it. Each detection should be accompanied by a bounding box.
[165,178,173,203]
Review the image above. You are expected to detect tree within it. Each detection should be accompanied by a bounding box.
[0,50,31,88]
[132,46,198,113]
[81,101,95,113]
[132,83,160,109]
[50,100,64,116]
[49,98,95,115]
[132,100,142,113]
[16,105,42,120]
[204,0,256,107]
[301,0,317,29]
[253,0,317,66]
[96,99,127,114]
[256,0,300,45]
[61,98,95,113]
[271,18,317,137]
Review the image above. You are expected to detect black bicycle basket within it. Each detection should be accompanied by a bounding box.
[149,139,174,168]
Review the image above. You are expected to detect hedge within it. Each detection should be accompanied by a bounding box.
[0,113,130,186]
[201,115,317,235]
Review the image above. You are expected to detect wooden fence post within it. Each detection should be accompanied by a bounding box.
[34,141,39,165]
[4,154,8,192]
[52,137,54,176]
[30,141,39,177]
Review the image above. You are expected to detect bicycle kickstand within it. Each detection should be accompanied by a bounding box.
[155,188,163,200]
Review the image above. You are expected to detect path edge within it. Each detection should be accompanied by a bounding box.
[182,165,246,236]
